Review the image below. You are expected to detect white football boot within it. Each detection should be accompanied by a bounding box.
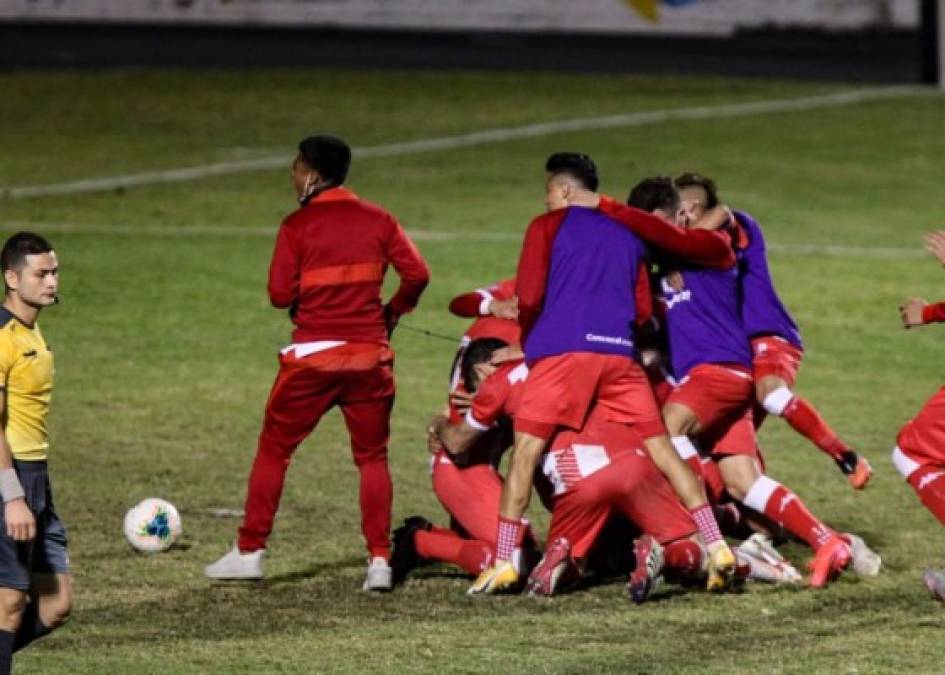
[735,533,802,584]
[363,556,393,592]
[844,533,882,577]
[204,544,264,580]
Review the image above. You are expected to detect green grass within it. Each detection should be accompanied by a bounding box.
[1,68,944,673]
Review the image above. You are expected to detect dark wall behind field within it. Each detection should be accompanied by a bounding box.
[0,21,924,83]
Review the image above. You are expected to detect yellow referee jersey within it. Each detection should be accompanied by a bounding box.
[0,307,53,461]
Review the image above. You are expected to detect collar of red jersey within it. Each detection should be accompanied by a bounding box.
[308,186,359,204]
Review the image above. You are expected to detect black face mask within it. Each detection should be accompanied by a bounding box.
[298,179,335,206]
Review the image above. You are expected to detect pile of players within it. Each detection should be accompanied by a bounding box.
[392,155,884,601]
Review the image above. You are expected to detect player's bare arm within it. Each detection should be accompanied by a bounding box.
[432,415,485,457]
[925,230,945,266]
[0,378,35,544]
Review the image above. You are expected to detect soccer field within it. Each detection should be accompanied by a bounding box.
[2,68,945,674]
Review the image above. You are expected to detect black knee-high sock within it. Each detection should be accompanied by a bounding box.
[0,629,15,675]
[12,603,49,653]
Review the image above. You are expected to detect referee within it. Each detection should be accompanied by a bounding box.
[0,233,72,674]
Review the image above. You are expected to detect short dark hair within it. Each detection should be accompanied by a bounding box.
[1,232,53,275]
[627,176,679,214]
[674,172,719,209]
[298,134,352,186]
[545,152,599,192]
[460,338,509,393]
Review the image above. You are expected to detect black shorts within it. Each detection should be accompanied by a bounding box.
[0,460,70,591]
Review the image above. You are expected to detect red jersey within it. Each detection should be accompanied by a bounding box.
[466,360,529,431]
[449,278,521,345]
[267,187,430,344]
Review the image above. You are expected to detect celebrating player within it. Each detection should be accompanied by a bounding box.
[0,233,72,674]
[626,176,852,587]
[895,230,945,601]
[469,153,734,595]
[674,173,871,489]
[205,135,430,591]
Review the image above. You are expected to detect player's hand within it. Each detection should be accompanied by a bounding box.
[449,389,474,414]
[427,416,446,455]
[467,559,520,595]
[900,297,928,328]
[4,498,35,542]
[925,230,945,266]
[690,205,732,232]
[490,296,519,321]
[490,345,524,365]
[382,304,399,338]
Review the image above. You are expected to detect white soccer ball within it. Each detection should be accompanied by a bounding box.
[123,498,182,553]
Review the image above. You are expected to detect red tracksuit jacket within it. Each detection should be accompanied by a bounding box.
[268,187,430,345]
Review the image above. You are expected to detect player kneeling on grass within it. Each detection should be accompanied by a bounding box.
[390,338,541,584]
[896,230,945,602]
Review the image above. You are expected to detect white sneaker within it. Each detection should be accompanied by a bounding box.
[845,533,882,577]
[735,533,802,584]
[205,544,264,580]
[363,556,392,592]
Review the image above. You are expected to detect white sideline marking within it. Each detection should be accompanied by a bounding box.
[0,86,929,199]
[0,219,928,259]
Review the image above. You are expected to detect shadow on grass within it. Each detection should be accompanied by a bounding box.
[265,555,365,585]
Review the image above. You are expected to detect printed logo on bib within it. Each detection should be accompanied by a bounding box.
[661,274,691,310]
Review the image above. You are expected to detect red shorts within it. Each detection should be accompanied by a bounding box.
[545,450,696,559]
[751,336,803,386]
[515,353,665,440]
[667,363,754,434]
[896,386,945,471]
[431,452,503,547]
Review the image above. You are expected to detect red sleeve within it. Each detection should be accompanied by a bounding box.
[922,302,945,324]
[516,212,566,341]
[267,220,300,308]
[448,278,515,317]
[468,372,509,429]
[633,261,652,327]
[598,198,735,269]
[448,292,484,318]
[385,218,431,317]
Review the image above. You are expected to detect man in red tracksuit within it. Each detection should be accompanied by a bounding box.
[205,135,430,590]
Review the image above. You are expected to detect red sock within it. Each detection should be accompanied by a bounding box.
[907,465,945,527]
[496,516,524,562]
[415,530,493,576]
[782,397,849,461]
[743,476,834,551]
[663,539,703,575]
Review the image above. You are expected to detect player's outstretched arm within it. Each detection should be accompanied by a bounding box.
[925,230,945,266]
[0,392,35,542]
[900,233,945,327]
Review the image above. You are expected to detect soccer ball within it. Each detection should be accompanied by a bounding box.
[123,498,182,553]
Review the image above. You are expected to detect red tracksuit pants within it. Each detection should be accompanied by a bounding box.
[238,344,395,559]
